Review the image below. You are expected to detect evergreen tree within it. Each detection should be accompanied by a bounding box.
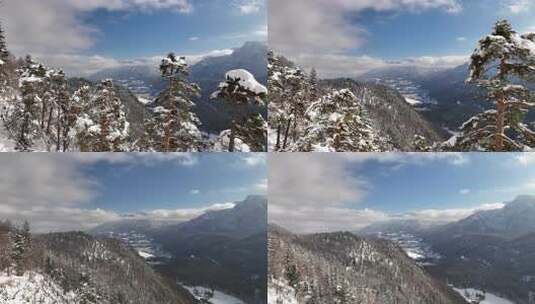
[211,69,267,152]
[70,85,95,152]
[11,221,30,276]
[459,20,535,151]
[77,273,99,304]
[309,68,319,102]
[92,80,128,151]
[295,89,381,151]
[0,23,9,63]
[268,52,307,151]
[11,56,45,151]
[153,53,202,152]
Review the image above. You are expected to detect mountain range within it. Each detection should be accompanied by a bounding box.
[357,195,535,304]
[90,195,268,304]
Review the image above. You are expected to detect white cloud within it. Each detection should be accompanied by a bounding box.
[269,0,462,56]
[287,52,468,79]
[507,0,532,13]
[269,153,471,233]
[516,153,535,166]
[31,48,233,77]
[268,153,372,233]
[340,152,469,166]
[459,188,470,195]
[269,0,466,78]
[242,153,266,166]
[0,0,193,57]
[123,202,235,223]
[402,203,505,223]
[235,0,263,14]
[255,178,268,192]
[456,37,467,42]
[190,189,200,195]
[189,36,200,41]
[67,152,198,166]
[0,153,246,233]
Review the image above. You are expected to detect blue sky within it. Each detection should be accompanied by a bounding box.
[269,0,535,78]
[0,0,267,75]
[84,153,266,213]
[83,1,267,59]
[269,153,535,233]
[0,153,266,232]
[353,1,535,59]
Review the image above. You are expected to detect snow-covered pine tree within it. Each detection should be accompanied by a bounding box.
[212,69,267,152]
[235,113,268,152]
[294,89,381,152]
[11,221,30,276]
[77,273,100,304]
[0,23,9,64]
[11,56,46,151]
[268,51,307,151]
[92,80,128,151]
[46,69,73,151]
[459,20,535,151]
[153,53,202,152]
[308,68,319,103]
[70,85,95,152]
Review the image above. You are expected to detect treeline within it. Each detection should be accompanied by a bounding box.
[0,22,267,152]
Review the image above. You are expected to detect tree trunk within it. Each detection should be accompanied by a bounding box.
[275,124,281,150]
[56,107,61,151]
[495,95,505,151]
[229,121,236,152]
[282,117,292,150]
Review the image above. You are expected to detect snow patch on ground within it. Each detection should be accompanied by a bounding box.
[453,287,515,304]
[181,284,245,304]
[0,272,76,303]
[405,97,423,105]
[268,278,299,304]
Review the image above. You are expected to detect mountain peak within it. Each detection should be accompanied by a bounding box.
[506,194,535,207]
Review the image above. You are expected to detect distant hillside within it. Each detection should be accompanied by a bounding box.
[268,225,466,304]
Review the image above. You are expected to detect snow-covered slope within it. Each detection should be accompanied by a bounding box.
[0,272,76,304]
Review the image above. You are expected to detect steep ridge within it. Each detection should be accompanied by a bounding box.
[268,225,466,304]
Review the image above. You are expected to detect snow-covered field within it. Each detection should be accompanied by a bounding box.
[181,284,246,304]
[375,232,441,265]
[0,272,76,303]
[453,287,515,304]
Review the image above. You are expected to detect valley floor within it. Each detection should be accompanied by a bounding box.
[181,284,246,304]
[452,287,515,304]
